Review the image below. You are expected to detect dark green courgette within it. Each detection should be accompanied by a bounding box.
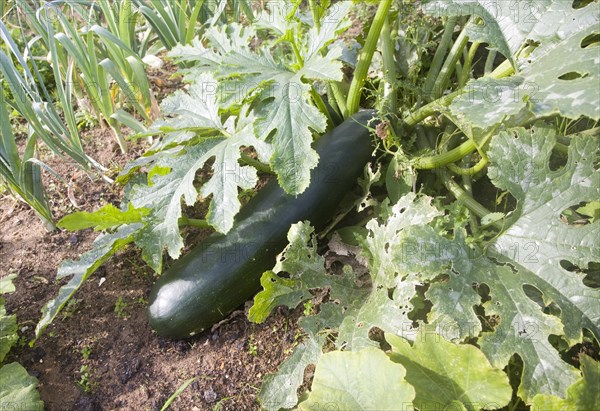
[147,110,377,338]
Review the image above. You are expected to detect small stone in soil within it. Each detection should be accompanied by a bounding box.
[33,347,45,362]
[203,389,218,404]
[118,357,141,384]
[70,234,78,245]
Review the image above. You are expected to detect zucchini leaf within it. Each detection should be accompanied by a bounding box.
[167,2,352,195]
[57,203,150,232]
[0,274,18,363]
[395,128,599,401]
[129,109,272,272]
[299,348,415,410]
[253,126,599,407]
[531,354,600,411]
[423,1,599,69]
[259,334,326,411]
[387,332,512,411]
[0,362,44,411]
[439,0,600,127]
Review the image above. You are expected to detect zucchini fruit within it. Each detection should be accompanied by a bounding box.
[147,110,377,338]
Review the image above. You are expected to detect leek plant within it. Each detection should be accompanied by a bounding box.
[0,82,54,230]
[134,0,254,51]
[16,0,154,153]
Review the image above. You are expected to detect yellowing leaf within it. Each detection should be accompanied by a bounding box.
[387,332,512,411]
[299,348,415,410]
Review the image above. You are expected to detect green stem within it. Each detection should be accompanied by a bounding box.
[239,152,273,174]
[380,13,397,115]
[490,59,514,78]
[423,16,458,98]
[178,217,211,229]
[443,175,491,220]
[413,139,477,170]
[346,0,393,114]
[326,83,342,119]
[311,87,334,132]
[490,42,541,79]
[431,24,469,99]
[460,41,480,87]
[290,39,303,66]
[447,155,488,175]
[553,142,569,155]
[286,0,302,20]
[309,0,320,31]
[404,89,463,127]
[484,49,497,75]
[461,163,480,234]
[330,82,348,119]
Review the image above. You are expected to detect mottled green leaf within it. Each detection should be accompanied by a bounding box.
[0,274,16,295]
[304,2,352,59]
[249,222,339,324]
[259,334,326,411]
[168,4,350,195]
[362,192,441,288]
[448,4,600,128]
[0,362,43,410]
[423,1,598,68]
[249,271,312,324]
[0,298,18,363]
[488,128,600,344]
[299,347,415,410]
[255,77,325,195]
[387,332,512,411]
[130,112,272,272]
[531,355,600,411]
[393,129,598,402]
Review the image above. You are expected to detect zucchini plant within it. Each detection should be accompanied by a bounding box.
[31,0,598,410]
[0,275,44,410]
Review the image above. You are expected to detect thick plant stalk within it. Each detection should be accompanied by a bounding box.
[310,87,335,132]
[309,0,320,30]
[380,14,397,115]
[423,16,458,99]
[431,25,469,99]
[404,89,463,127]
[413,139,477,170]
[484,49,497,74]
[347,0,393,114]
[178,217,210,229]
[459,41,480,87]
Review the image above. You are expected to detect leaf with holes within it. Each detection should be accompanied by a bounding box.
[130,111,272,272]
[446,1,600,128]
[392,128,599,402]
[423,1,599,68]
[531,354,600,410]
[259,334,326,411]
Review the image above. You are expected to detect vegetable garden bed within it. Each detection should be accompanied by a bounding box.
[1,0,598,410]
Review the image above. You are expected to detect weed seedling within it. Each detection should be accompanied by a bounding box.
[114,296,130,319]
